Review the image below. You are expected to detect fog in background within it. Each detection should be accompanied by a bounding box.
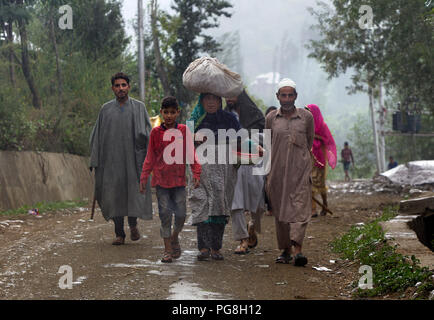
[122,0,370,147]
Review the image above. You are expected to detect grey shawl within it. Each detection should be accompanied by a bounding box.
[188,145,237,225]
[89,98,153,221]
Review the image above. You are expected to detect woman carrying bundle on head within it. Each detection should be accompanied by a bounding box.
[188,93,241,261]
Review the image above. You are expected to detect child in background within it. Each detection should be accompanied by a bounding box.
[140,96,201,263]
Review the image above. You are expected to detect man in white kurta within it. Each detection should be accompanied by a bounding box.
[265,78,314,266]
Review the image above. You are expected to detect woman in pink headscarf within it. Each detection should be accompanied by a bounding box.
[306,104,337,217]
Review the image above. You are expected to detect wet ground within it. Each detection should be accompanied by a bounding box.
[0,180,414,300]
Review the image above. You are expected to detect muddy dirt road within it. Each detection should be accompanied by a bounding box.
[0,180,411,300]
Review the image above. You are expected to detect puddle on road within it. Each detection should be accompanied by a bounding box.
[104,262,152,268]
[168,280,230,300]
[148,270,176,276]
[104,250,199,270]
[72,276,87,285]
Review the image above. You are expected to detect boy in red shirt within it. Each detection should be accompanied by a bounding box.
[140,96,201,263]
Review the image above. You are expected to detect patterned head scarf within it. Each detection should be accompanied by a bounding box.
[188,93,224,132]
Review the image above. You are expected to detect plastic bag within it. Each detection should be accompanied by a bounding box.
[182,57,243,98]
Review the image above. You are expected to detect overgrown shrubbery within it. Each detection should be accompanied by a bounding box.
[331,206,434,299]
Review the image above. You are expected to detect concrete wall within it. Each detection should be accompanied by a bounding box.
[0,151,94,211]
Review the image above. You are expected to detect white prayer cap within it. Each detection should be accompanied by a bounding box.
[277,78,296,91]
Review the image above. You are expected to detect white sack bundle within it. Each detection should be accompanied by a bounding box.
[183,57,243,98]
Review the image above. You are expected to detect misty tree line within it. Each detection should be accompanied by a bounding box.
[0,0,433,179]
[308,0,434,178]
[0,0,240,155]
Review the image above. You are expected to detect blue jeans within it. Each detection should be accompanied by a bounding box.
[156,186,186,239]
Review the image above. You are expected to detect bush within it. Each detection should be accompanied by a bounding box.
[331,206,434,298]
[0,87,35,151]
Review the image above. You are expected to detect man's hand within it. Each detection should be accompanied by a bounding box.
[257,145,264,157]
[139,180,146,194]
[193,177,200,189]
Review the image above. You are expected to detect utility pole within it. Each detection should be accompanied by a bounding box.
[138,0,145,102]
[378,82,386,172]
[368,85,381,174]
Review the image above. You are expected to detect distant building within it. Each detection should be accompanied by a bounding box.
[248,72,281,106]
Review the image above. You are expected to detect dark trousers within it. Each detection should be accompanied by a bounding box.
[264,191,272,211]
[196,222,226,251]
[113,217,137,238]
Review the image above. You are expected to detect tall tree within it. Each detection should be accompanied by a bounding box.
[59,0,130,62]
[0,16,16,86]
[169,0,232,106]
[307,0,433,113]
[150,0,172,96]
[1,0,42,109]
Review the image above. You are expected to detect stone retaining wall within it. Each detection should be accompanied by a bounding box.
[0,151,94,211]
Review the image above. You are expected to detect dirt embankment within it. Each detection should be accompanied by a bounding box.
[0,151,93,212]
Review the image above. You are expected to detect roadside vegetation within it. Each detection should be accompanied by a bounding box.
[0,199,88,216]
[331,206,434,299]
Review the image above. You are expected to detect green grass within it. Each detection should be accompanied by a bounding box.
[331,205,434,299]
[0,199,88,216]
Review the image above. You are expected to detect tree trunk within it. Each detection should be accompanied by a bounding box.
[377,81,386,172]
[6,20,17,87]
[150,0,172,96]
[368,84,380,174]
[49,15,64,102]
[17,18,42,109]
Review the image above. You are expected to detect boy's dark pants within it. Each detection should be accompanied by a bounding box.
[113,217,138,238]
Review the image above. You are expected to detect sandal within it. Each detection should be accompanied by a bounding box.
[247,224,258,248]
[234,242,249,255]
[294,253,308,267]
[211,251,224,260]
[197,249,210,261]
[161,251,173,263]
[275,251,292,264]
[171,241,182,259]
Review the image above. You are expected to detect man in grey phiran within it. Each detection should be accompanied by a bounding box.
[89,73,153,245]
[265,78,314,267]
